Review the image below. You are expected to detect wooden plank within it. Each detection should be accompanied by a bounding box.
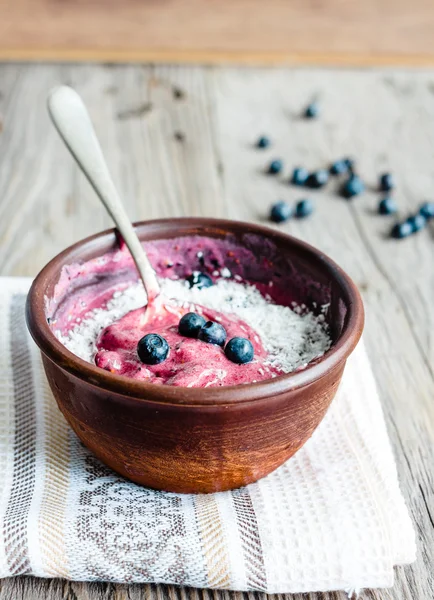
[2,0,434,66]
[0,63,433,599]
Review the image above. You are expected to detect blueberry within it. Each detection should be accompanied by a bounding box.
[407,213,426,233]
[267,159,283,175]
[256,136,270,149]
[198,321,227,346]
[420,201,434,220]
[186,271,213,289]
[179,312,206,338]
[304,101,319,119]
[295,199,314,218]
[344,158,355,173]
[391,222,413,239]
[225,337,254,364]
[270,201,292,223]
[291,166,309,186]
[137,334,169,365]
[341,174,365,199]
[330,160,348,176]
[379,173,395,192]
[306,170,329,189]
[378,197,397,215]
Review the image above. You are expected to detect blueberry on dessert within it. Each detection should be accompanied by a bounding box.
[186,271,213,289]
[224,337,254,364]
[179,312,206,338]
[137,334,169,365]
[198,321,227,346]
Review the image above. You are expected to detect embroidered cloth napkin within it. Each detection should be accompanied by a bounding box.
[0,277,415,594]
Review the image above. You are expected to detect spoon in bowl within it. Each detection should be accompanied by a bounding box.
[47,85,161,315]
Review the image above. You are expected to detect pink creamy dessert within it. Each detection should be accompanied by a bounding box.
[49,235,331,388]
[95,303,282,386]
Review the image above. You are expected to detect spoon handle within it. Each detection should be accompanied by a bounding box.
[47,85,160,302]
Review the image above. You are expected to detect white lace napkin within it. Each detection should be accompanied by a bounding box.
[0,277,415,594]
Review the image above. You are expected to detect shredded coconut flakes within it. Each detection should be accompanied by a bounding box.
[58,278,331,375]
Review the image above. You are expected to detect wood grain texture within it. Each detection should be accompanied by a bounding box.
[3,0,434,66]
[0,63,433,598]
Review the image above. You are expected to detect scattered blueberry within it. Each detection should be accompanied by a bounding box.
[391,221,413,239]
[178,312,206,338]
[295,199,314,218]
[379,173,395,192]
[270,201,292,223]
[198,321,227,346]
[407,213,426,233]
[330,160,348,176]
[291,166,309,186]
[378,197,397,215]
[341,174,365,199]
[137,334,169,365]
[304,101,319,119]
[256,136,270,149]
[267,159,283,175]
[419,201,434,220]
[186,271,213,289]
[344,158,355,173]
[224,337,254,364]
[306,170,329,189]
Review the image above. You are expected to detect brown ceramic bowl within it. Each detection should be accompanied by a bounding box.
[26,218,364,494]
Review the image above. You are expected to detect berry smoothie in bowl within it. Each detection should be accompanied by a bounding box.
[26,87,364,492]
[56,234,331,389]
[26,218,364,493]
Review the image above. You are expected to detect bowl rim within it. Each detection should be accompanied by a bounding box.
[26,217,364,406]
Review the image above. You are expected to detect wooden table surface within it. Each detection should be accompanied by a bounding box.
[3,0,434,66]
[0,63,433,600]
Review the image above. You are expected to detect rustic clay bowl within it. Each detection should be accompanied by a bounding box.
[26,218,364,494]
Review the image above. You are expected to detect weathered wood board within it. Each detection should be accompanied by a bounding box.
[2,1,434,66]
